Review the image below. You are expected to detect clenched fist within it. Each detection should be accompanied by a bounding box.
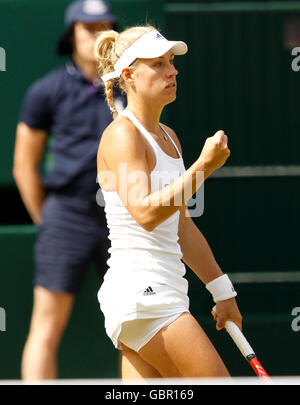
[198,130,230,175]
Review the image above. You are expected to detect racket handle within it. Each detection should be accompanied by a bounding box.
[212,305,255,359]
[212,307,271,381]
[225,320,255,360]
[225,320,271,381]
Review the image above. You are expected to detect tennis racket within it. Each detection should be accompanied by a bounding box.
[225,320,271,382]
[212,306,271,382]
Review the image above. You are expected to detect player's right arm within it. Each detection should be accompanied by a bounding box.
[13,123,48,224]
[98,116,230,232]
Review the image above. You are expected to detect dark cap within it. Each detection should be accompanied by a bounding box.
[57,0,117,56]
[65,0,116,28]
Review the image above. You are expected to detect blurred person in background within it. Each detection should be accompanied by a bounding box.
[13,0,125,380]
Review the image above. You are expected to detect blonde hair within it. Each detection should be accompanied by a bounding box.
[94,25,156,119]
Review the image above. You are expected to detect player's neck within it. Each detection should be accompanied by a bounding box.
[72,53,99,83]
[126,100,163,133]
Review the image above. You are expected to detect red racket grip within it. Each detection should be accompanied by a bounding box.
[248,356,271,382]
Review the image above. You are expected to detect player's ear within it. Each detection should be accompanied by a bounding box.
[122,68,135,86]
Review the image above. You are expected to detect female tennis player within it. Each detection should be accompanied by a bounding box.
[94,25,242,379]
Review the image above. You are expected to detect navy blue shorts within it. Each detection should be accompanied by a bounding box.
[34,192,110,294]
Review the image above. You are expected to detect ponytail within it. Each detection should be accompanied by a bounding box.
[94,25,156,118]
[94,30,119,118]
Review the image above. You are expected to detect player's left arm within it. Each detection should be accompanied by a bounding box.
[178,209,242,329]
[163,125,223,283]
[178,206,223,284]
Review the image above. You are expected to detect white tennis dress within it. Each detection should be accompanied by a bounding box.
[97,109,190,351]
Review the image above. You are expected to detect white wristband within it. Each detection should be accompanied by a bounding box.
[205,274,237,303]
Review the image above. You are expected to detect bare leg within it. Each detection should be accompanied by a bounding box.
[121,345,162,380]
[138,312,230,378]
[21,286,74,380]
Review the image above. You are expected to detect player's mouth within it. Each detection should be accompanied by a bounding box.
[165,82,176,89]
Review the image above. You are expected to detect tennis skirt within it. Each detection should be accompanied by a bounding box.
[98,277,190,352]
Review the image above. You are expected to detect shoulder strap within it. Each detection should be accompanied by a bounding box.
[119,110,158,149]
[159,124,182,158]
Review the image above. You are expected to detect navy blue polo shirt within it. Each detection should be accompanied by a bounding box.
[19,61,126,195]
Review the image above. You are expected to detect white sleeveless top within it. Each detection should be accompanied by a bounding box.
[98,110,190,348]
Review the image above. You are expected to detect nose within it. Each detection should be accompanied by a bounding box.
[167,62,178,77]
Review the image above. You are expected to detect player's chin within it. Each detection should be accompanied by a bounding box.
[163,92,177,105]
[156,90,177,106]
[166,97,177,105]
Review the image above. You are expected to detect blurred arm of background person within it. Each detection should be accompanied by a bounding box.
[13,123,47,224]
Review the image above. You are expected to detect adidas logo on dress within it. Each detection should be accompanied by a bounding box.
[143,286,156,296]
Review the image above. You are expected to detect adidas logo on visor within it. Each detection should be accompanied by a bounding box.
[143,286,156,296]
[156,32,164,40]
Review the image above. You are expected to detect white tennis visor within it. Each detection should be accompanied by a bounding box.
[101,30,188,82]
